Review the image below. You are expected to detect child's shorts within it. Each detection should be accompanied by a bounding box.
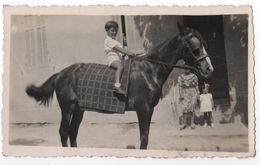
[107,55,122,66]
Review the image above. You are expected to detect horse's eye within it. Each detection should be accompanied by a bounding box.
[192,48,200,56]
[188,34,193,39]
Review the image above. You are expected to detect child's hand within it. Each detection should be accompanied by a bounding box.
[127,52,136,57]
[197,98,200,104]
[123,36,127,46]
[213,105,216,111]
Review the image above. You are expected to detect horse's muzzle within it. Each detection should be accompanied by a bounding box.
[198,65,214,79]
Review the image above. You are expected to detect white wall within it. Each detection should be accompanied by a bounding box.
[10,15,119,110]
[9,15,182,124]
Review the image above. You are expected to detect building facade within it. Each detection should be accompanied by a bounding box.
[10,15,248,125]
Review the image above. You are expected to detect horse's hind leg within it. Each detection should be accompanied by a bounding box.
[59,105,73,147]
[69,107,84,147]
[57,87,78,147]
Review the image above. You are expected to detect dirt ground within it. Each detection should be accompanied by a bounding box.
[8,108,248,152]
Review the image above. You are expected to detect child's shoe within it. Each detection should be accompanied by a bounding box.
[113,86,125,95]
[203,123,207,128]
[211,123,214,128]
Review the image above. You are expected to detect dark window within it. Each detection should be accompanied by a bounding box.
[183,16,230,105]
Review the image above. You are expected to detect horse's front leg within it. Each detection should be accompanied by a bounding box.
[136,104,154,149]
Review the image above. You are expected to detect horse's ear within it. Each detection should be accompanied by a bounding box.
[177,22,185,34]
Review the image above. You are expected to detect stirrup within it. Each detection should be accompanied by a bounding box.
[113,86,126,95]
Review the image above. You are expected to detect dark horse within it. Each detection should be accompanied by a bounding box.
[26,24,214,149]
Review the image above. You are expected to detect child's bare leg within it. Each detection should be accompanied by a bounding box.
[203,112,207,127]
[209,112,214,127]
[110,61,125,95]
[110,61,124,86]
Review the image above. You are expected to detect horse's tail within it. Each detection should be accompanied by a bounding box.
[26,74,58,106]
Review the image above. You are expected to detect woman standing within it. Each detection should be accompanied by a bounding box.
[178,69,200,130]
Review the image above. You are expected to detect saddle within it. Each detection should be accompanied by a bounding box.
[76,60,131,113]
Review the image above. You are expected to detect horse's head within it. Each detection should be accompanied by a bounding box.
[177,23,214,78]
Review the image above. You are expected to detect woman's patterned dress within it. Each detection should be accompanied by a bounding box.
[178,73,199,113]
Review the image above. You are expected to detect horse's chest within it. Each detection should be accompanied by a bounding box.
[128,72,162,108]
[130,65,161,91]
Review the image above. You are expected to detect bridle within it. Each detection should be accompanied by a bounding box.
[182,32,209,64]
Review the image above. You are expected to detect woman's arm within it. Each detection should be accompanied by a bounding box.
[198,95,201,109]
[178,76,183,101]
[113,46,135,56]
[179,87,184,101]
[196,85,200,96]
[194,74,200,98]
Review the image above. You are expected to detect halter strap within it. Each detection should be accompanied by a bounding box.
[183,32,208,63]
[191,53,208,63]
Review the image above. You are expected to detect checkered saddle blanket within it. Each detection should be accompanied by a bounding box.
[77,60,130,113]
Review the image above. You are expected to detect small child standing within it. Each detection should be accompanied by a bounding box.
[104,21,135,95]
[200,83,214,128]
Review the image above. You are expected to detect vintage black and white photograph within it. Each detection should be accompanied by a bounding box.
[3,6,254,157]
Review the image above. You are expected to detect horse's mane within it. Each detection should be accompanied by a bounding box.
[192,29,207,49]
[181,28,208,49]
[144,36,178,58]
[143,27,206,59]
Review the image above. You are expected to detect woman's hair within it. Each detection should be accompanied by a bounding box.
[105,21,119,31]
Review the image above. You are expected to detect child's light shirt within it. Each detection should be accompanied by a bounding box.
[200,93,213,112]
[104,36,123,57]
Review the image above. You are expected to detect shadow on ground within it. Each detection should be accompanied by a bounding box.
[9,138,45,146]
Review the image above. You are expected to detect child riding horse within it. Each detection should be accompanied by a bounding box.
[26,23,214,149]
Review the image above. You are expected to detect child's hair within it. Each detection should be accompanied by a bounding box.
[202,83,210,90]
[105,21,119,31]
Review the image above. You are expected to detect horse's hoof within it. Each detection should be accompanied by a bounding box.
[126,145,136,149]
[180,125,186,130]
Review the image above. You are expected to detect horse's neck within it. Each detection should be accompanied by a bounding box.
[145,37,181,86]
[147,36,180,62]
[142,54,179,91]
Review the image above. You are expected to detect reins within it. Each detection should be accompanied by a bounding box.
[133,56,198,71]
